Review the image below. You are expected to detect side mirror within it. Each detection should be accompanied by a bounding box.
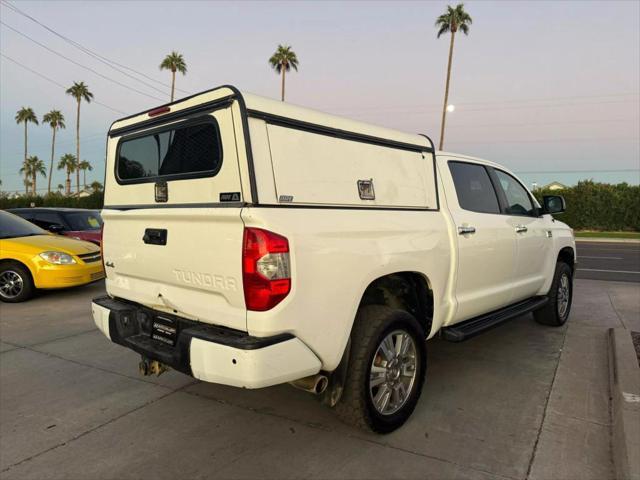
[47,223,65,233]
[542,195,566,214]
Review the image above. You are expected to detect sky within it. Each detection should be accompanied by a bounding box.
[1,0,639,194]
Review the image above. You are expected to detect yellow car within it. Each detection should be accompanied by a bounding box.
[0,210,104,302]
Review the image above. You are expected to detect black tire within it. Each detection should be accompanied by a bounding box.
[534,262,573,326]
[0,261,35,303]
[334,305,426,433]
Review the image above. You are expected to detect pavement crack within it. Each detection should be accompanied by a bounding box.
[606,291,626,329]
[17,344,186,391]
[181,389,518,480]
[525,324,568,480]
[0,387,189,474]
[2,328,98,351]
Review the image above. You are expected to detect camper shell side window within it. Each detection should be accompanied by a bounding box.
[115,116,223,185]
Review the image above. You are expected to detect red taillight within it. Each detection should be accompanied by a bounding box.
[242,228,291,311]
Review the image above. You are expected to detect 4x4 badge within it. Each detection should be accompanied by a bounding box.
[220,192,241,202]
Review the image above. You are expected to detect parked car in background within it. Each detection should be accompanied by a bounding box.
[0,210,104,302]
[8,208,103,245]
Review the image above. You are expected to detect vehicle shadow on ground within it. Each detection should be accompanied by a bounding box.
[184,315,564,479]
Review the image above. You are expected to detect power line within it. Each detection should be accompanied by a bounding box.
[418,118,639,130]
[514,169,639,174]
[0,0,187,95]
[1,21,165,101]
[322,92,640,113]
[0,54,126,114]
[338,100,629,117]
[448,137,638,145]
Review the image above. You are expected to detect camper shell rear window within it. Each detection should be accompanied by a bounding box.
[115,116,223,184]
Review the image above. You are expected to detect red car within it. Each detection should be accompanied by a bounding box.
[7,208,103,245]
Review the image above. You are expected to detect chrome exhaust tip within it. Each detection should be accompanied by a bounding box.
[290,374,329,395]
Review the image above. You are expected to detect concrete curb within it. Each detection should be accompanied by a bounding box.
[576,238,640,244]
[608,328,640,480]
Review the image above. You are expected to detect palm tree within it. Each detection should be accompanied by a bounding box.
[66,82,93,194]
[57,183,64,193]
[57,153,77,196]
[78,160,93,190]
[435,3,472,150]
[19,156,46,195]
[42,110,66,194]
[15,107,39,194]
[90,180,103,193]
[159,51,187,102]
[269,45,299,102]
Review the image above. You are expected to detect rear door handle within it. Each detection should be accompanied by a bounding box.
[143,228,167,245]
[515,225,528,233]
[458,226,476,235]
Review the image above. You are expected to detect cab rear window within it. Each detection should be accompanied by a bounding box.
[116,117,222,183]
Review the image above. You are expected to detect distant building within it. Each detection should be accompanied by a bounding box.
[75,189,93,198]
[541,181,567,191]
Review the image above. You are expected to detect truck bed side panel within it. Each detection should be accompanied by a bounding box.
[242,207,452,370]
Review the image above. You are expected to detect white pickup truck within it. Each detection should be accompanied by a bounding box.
[92,85,575,433]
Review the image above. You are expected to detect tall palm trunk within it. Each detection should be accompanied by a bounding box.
[83,169,87,189]
[439,30,456,151]
[280,68,286,102]
[171,69,176,102]
[75,100,81,195]
[23,122,28,194]
[66,170,71,196]
[48,127,56,194]
[32,172,37,195]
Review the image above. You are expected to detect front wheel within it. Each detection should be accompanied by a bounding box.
[534,261,573,326]
[0,262,35,303]
[334,305,426,433]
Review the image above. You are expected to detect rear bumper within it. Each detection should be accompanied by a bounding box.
[91,296,321,388]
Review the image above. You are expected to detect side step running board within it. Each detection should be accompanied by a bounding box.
[441,296,549,342]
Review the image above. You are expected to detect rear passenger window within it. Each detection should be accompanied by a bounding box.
[116,117,222,183]
[448,162,500,214]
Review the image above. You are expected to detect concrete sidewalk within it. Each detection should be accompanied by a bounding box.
[0,279,637,479]
[528,279,638,480]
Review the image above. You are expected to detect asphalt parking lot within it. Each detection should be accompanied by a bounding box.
[576,241,640,283]
[1,276,639,480]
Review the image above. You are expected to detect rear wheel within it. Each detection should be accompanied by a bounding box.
[534,262,573,326]
[334,305,426,433]
[0,262,34,303]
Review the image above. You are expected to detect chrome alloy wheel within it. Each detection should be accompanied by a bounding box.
[369,329,418,416]
[557,273,570,319]
[0,270,24,300]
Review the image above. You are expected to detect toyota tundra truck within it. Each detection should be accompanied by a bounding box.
[92,85,575,433]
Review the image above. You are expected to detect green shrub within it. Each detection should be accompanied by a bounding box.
[0,192,104,210]
[533,181,639,231]
[1,181,638,231]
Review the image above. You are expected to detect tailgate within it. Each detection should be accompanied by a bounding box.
[102,92,249,331]
[102,208,246,331]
